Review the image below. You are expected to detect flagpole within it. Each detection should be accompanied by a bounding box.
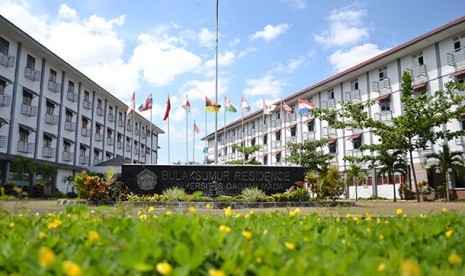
[282,101,286,166]
[262,98,265,164]
[131,110,134,164]
[149,97,152,164]
[299,113,302,165]
[193,121,195,163]
[167,93,171,164]
[186,106,188,164]
[205,106,207,163]
[241,106,244,165]
[223,96,227,164]
[213,0,219,165]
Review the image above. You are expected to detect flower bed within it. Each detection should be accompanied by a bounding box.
[1,206,463,275]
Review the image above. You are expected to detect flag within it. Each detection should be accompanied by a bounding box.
[241,97,251,113]
[225,97,237,112]
[263,102,277,115]
[298,98,316,114]
[138,94,153,112]
[127,92,135,115]
[163,96,171,121]
[182,96,191,112]
[205,96,221,112]
[281,100,292,116]
[194,122,200,134]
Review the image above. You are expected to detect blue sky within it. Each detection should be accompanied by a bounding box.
[1,0,464,164]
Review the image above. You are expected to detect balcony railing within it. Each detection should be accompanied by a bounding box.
[322,99,336,109]
[126,145,131,152]
[141,151,146,158]
[62,152,74,162]
[95,133,102,141]
[0,135,6,148]
[248,128,256,136]
[303,131,315,140]
[107,138,114,145]
[79,155,88,165]
[288,113,298,123]
[272,141,282,148]
[93,158,102,165]
[42,147,56,158]
[64,121,76,131]
[82,100,92,110]
[21,104,38,117]
[25,68,41,81]
[447,49,465,68]
[410,64,428,81]
[258,124,267,132]
[272,119,281,128]
[347,149,363,158]
[108,113,115,122]
[0,53,15,68]
[345,89,361,103]
[374,110,392,122]
[322,127,337,138]
[372,78,391,94]
[48,81,61,93]
[45,114,59,125]
[117,141,123,149]
[118,120,124,127]
[18,141,34,154]
[81,128,90,137]
[0,95,11,107]
[127,125,132,132]
[67,91,78,102]
[96,107,104,116]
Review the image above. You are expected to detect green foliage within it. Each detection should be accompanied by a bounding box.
[231,144,261,163]
[72,171,90,199]
[240,187,266,202]
[285,138,334,173]
[315,165,345,200]
[398,182,416,200]
[162,187,187,202]
[104,167,118,186]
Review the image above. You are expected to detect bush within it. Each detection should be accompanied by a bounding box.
[240,187,266,202]
[286,187,310,202]
[398,182,416,200]
[162,187,186,202]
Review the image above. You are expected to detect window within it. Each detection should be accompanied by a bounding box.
[118,133,122,143]
[26,55,35,70]
[22,89,33,106]
[68,81,74,92]
[327,89,334,100]
[329,142,336,153]
[95,123,101,134]
[94,149,100,159]
[263,155,268,165]
[0,79,5,94]
[82,117,88,129]
[353,137,362,150]
[275,131,281,141]
[379,99,391,112]
[46,101,54,115]
[412,52,424,66]
[97,98,102,108]
[118,112,123,121]
[49,69,57,83]
[379,66,388,80]
[276,152,281,163]
[84,90,90,101]
[263,134,268,145]
[107,129,112,139]
[290,126,296,137]
[453,34,465,52]
[80,146,86,157]
[350,79,359,91]
[276,111,280,120]
[43,135,52,148]
[19,128,29,142]
[0,37,9,55]
[65,110,73,122]
[63,141,70,153]
[251,138,256,146]
[307,121,314,132]
[328,114,336,126]
[109,106,113,114]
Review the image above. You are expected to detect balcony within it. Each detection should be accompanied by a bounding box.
[141,132,146,139]
[345,89,361,103]
[95,133,102,142]
[82,100,92,110]
[447,49,465,69]
[48,81,61,93]
[107,138,114,145]
[45,114,59,125]
[0,53,15,68]
[62,152,74,162]
[347,149,363,158]
[258,124,267,132]
[0,95,11,107]
[79,155,88,165]
[81,128,90,137]
[272,119,281,128]
[93,158,102,165]
[272,140,282,149]
[117,141,123,149]
[64,121,76,131]
[24,68,41,81]
[108,113,115,122]
[288,113,298,123]
[18,141,34,154]
[303,131,315,140]
[67,91,78,102]
[141,151,146,158]
[126,145,131,152]
[248,128,256,136]
[21,104,38,117]
[118,120,124,127]
[322,99,336,109]
[0,135,6,148]
[374,110,393,122]
[288,136,297,143]
[127,125,132,132]
[372,78,391,95]
[135,129,140,136]
[42,147,56,158]
[408,64,428,84]
[96,107,104,116]
[322,127,337,138]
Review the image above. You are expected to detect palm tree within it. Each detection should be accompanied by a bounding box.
[345,163,366,201]
[374,149,408,202]
[425,143,465,202]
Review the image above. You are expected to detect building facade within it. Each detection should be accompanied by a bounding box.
[205,16,465,199]
[0,15,163,193]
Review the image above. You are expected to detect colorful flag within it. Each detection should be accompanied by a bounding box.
[138,94,153,112]
[205,96,221,112]
[225,97,237,112]
[127,92,135,115]
[281,100,292,116]
[241,97,251,113]
[298,98,316,114]
[163,96,171,121]
[182,96,191,112]
[194,122,200,134]
[263,102,277,115]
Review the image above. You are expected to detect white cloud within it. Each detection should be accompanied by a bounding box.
[280,0,307,9]
[251,24,290,41]
[275,53,311,73]
[197,27,215,47]
[329,43,387,72]
[314,9,369,47]
[243,75,286,98]
[204,51,236,69]
[180,77,227,101]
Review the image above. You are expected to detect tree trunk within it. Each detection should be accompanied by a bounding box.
[390,172,396,202]
[355,177,358,201]
[408,149,420,202]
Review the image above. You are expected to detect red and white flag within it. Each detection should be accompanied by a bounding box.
[241,97,251,113]
[281,100,292,116]
[127,92,135,115]
[163,96,171,121]
[182,95,191,112]
[194,122,200,134]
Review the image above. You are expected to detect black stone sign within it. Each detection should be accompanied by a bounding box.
[121,164,304,195]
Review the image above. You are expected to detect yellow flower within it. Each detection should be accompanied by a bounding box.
[139,214,147,221]
[262,229,268,236]
[376,217,382,224]
[165,211,172,216]
[156,261,173,275]
[137,210,142,216]
[242,230,252,240]
[39,247,55,268]
[396,208,403,217]
[294,207,300,214]
[62,261,82,276]
[345,213,351,219]
[379,234,384,241]
[366,227,371,233]
[206,203,211,209]
[47,219,62,229]
[365,213,372,221]
[148,206,154,213]
[189,206,196,213]
[284,242,295,250]
[208,268,225,276]
[400,259,421,276]
[256,257,263,264]
[224,206,233,217]
[442,207,447,213]
[219,225,231,233]
[335,217,340,223]
[377,262,386,272]
[448,253,462,265]
[445,230,453,239]
[39,231,47,239]
[289,211,296,217]
[8,222,14,228]
[88,230,100,242]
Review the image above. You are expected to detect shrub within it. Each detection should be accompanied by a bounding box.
[240,187,266,202]
[286,187,310,202]
[72,171,90,199]
[162,187,186,202]
[85,176,110,201]
[398,182,416,200]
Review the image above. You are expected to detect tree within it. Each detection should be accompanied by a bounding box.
[425,143,465,201]
[37,163,57,186]
[344,163,366,201]
[285,138,334,174]
[10,155,36,195]
[231,144,261,164]
[313,72,465,202]
[371,149,408,202]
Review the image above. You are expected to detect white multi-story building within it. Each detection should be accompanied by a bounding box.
[205,16,465,199]
[0,15,163,192]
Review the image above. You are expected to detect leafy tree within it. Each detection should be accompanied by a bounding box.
[231,144,261,164]
[315,165,345,200]
[10,155,36,194]
[37,163,57,185]
[344,163,366,201]
[425,143,465,201]
[285,138,334,174]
